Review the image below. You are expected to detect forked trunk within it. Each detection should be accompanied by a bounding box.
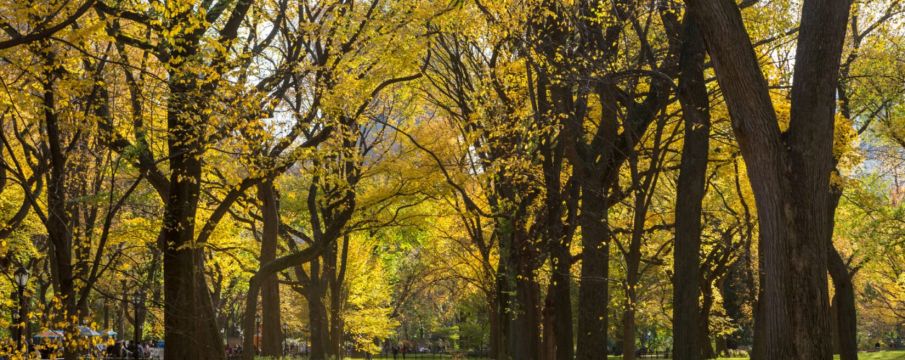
[684,0,852,358]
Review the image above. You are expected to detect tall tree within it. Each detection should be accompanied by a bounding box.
[99,0,263,357]
[671,15,711,360]
[684,0,852,358]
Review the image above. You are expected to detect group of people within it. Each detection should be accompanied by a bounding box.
[0,338,160,359]
[389,344,410,359]
[225,344,244,357]
[103,340,158,359]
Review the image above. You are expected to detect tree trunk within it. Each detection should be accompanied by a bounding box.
[508,267,540,360]
[242,243,326,360]
[503,224,541,360]
[495,267,509,360]
[489,294,501,359]
[307,284,331,360]
[672,14,711,360]
[719,251,754,352]
[621,287,637,360]
[162,80,225,360]
[622,162,651,360]
[42,55,81,359]
[329,280,344,358]
[684,0,852,358]
[162,234,224,360]
[574,78,626,360]
[700,287,715,359]
[827,176,858,360]
[550,243,573,360]
[242,279,260,360]
[715,336,728,357]
[135,254,159,348]
[576,193,610,360]
[542,290,556,360]
[828,246,857,360]
[258,180,283,357]
[328,234,350,358]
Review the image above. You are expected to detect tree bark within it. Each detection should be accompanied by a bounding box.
[672,14,711,360]
[828,243,857,360]
[576,176,611,360]
[306,283,331,360]
[538,91,574,360]
[502,224,541,360]
[257,180,283,357]
[542,289,556,360]
[621,284,637,360]
[495,267,510,360]
[684,0,852,358]
[700,285,716,359]
[827,174,858,360]
[622,149,658,360]
[549,242,573,360]
[512,268,541,360]
[242,279,260,360]
[44,75,74,316]
[328,235,350,358]
[489,293,501,359]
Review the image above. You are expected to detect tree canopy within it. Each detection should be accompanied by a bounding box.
[0,0,904,359]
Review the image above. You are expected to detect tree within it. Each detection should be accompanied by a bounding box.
[0,20,147,356]
[671,14,710,360]
[2,1,905,359]
[684,0,852,358]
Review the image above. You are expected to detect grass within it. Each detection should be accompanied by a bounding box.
[255,355,487,360]
[354,356,484,360]
[698,351,905,360]
[353,351,905,360]
[603,351,905,360]
[849,351,905,360]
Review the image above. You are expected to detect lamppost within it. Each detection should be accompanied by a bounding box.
[13,266,29,351]
[132,291,142,360]
[9,290,17,350]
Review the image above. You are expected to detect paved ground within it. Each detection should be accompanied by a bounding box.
[354,350,905,360]
[254,350,905,360]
